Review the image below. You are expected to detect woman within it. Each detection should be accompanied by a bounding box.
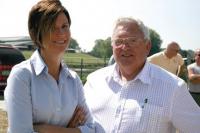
[4,0,95,133]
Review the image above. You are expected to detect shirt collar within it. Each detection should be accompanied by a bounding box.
[60,61,73,79]
[111,61,151,85]
[30,50,47,76]
[30,50,73,78]
[136,61,151,85]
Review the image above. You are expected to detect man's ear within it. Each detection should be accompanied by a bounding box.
[146,40,151,56]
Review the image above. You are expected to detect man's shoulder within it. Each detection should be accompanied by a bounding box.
[176,53,184,60]
[187,63,196,68]
[149,63,183,84]
[174,53,184,65]
[148,51,164,60]
[177,53,183,57]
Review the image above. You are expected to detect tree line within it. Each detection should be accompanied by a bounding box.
[70,28,194,61]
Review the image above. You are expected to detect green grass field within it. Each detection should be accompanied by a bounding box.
[22,50,106,64]
[0,96,3,100]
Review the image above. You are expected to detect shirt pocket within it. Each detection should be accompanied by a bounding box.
[122,102,164,133]
[141,104,164,133]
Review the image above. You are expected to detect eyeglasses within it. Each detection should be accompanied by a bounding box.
[112,37,142,47]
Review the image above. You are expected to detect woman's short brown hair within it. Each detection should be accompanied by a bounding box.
[28,0,71,48]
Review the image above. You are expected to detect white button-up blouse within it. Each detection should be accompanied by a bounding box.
[5,50,95,133]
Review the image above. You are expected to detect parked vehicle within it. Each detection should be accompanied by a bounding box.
[0,44,25,94]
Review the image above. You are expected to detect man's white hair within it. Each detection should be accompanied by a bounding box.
[113,17,150,40]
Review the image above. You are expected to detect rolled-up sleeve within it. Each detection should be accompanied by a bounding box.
[4,68,35,133]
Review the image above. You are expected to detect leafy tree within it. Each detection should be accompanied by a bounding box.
[69,38,80,50]
[148,28,162,56]
[90,37,112,58]
[89,28,162,58]
[179,49,188,58]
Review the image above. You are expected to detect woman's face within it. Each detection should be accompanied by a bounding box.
[42,12,71,57]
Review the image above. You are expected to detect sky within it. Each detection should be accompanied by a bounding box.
[0,0,200,52]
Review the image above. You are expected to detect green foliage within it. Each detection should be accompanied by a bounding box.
[89,37,112,58]
[89,29,162,58]
[69,38,80,50]
[0,96,3,100]
[149,28,162,56]
[22,50,34,59]
[179,49,188,58]
[64,53,105,65]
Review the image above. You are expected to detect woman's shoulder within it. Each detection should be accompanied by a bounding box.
[10,59,32,79]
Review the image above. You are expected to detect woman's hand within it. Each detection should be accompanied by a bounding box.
[33,106,86,132]
[34,124,48,133]
[67,106,86,128]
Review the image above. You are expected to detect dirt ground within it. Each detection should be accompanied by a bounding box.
[0,109,7,133]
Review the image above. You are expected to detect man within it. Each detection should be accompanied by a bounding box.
[84,17,200,133]
[187,49,200,106]
[148,42,184,76]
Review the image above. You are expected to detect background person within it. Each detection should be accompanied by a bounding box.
[187,49,200,106]
[84,17,200,133]
[4,0,94,133]
[148,42,184,76]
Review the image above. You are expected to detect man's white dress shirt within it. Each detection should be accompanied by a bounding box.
[84,62,200,133]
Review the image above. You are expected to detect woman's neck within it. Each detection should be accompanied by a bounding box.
[40,51,61,81]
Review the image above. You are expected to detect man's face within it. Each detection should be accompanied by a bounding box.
[112,22,151,73]
[167,43,180,58]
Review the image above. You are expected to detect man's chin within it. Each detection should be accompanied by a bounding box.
[120,62,134,67]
